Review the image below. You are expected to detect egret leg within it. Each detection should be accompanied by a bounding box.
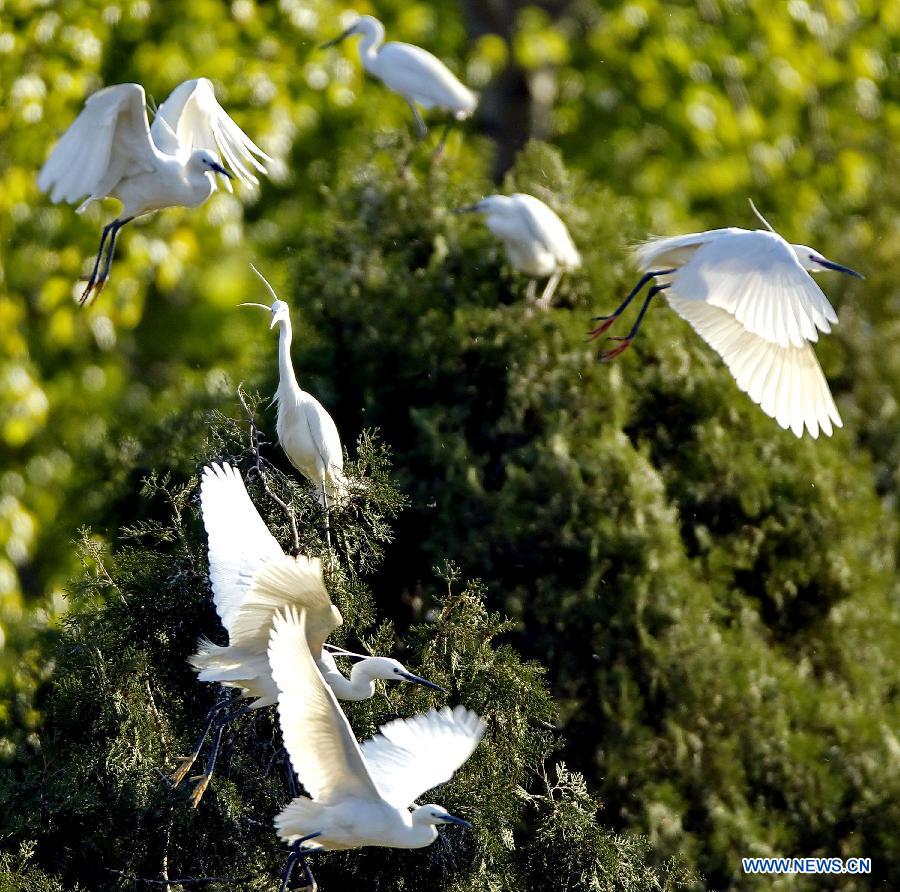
[598,284,670,362]
[170,697,233,787]
[407,100,428,141]
[588,269,675,339]
[431,119,454,161]
[188,702,253,807]
[94,216,134,293]
[79,221,116,305]
[536,270,563,311]
[524,279,537,305]
[279,835,322,892]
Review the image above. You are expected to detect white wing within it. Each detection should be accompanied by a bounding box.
[511,194,581,269]
[375,43,476,116]
[150,78,271,190]
[659,230,838,349]
[305,398,344,475]
[229,554,342,654]
[38,83,158,205]
[359,705,485,808]
[668,296,842,438]
[269,607,382,804]
[200,462,283,633]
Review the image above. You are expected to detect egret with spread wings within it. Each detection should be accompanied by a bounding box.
[37,78,271,304]
[322,15,476,148]
[590,201,863,438]
[456,193,582,310]
[269,606,485,891]
[174,462,443,806]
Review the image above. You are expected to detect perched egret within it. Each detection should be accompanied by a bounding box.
[174,462,444,805]
[321,15,476,145]
[37,78,270,304]
[590,201,863,438]
[456,193,582,309]
[269,607,485,891]
[241,267,345,509]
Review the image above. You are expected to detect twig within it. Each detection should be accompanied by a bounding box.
[106,869,255,887]
[145,677,168,758]
[236,384,300,552]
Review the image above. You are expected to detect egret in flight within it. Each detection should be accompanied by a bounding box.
[38,78,270,304]
[269,607,485,891]
[321,15,477,146]
[590,201,862,438]
[241,267,345,509]
[174,462,444,805]
[456,193,582,309]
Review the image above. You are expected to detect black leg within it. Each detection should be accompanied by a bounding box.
[187,702,253,807]
[79,222,115,305]
[170,698,232,787]
[280,835,322,892]
[407,100,428,140]
[588,268,675,339]
[97,216,133,289]
[598,284,670,362]
[431,120,453,160]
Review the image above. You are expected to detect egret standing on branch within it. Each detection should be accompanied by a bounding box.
[321,15,477,149]
[174,463,444,805]
[456,193,582,310]
[269,607,485,892]
[37,78,271,304]
[590,201,863,438]
[241,267,345,510]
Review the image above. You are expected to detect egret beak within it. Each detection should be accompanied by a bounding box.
[210,162,233,179]
[813,257,864,279]
[320,27,353,49]
[441,814,473,830]
[399,671,447,694]
[453,203,482,214]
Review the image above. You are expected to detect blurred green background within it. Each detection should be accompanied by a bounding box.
[1,0,899,887]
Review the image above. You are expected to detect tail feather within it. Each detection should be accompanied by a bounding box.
[275,798,327,847]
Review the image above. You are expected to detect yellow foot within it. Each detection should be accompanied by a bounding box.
[169,754,198,788]
[189,773,212,808]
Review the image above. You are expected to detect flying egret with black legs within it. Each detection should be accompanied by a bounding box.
[241,266,346,511]
[37,78,270,304]
[590,200,863,438]
[456,193,581,309]
[173,462,444,806]
[269,606,485,892]
[321,15,476,148]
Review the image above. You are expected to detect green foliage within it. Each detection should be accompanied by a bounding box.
[0,416,695,891]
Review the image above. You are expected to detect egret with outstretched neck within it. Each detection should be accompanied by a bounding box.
[241,266,345,509]
[321,15,476,148]
[456,193,581,309]
[269,607,484,891]
[38,78,270,304]
[590,200,863,438]
[174,463,444,805]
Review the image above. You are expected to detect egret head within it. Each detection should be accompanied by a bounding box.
[239,265,292,329]
[454,195,511,218]
[320,15,382,48]
[359,657,446,693]
[192,149,233,181]
[411,804,473,830]
[791,245,864,279]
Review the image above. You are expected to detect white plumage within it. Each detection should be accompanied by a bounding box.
[458,193,581,309]
[176,463,443,803]
[324,15,476,138]
[38,78,270,303]
[269,606,483,873]
[592,207,862,438]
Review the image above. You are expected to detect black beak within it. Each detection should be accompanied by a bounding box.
[320,27,352,49]
[814,257,864,279]
[211,162,234,179]
[400,671,447,694]
[453,203,481,214]
[442,814,473,830]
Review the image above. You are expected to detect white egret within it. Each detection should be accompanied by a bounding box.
[37,78,270,304]
[269,606,485,891]
[590,201,863,438]
[241,267,345,510]
[174,462,444,805]
[456,193,582,309]
[321,15,477,146]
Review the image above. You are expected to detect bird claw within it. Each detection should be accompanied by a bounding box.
[169,754,198,788]
[587,316,618,340]
[599,338,633,362]
[189,774,212,808]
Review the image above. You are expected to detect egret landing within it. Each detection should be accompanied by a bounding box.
[591,201,863,438]
[456,193,581,310]
[269,607,484,891]
[37,78,270,304]
[175,463,442,805]
[322,15,476,153]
